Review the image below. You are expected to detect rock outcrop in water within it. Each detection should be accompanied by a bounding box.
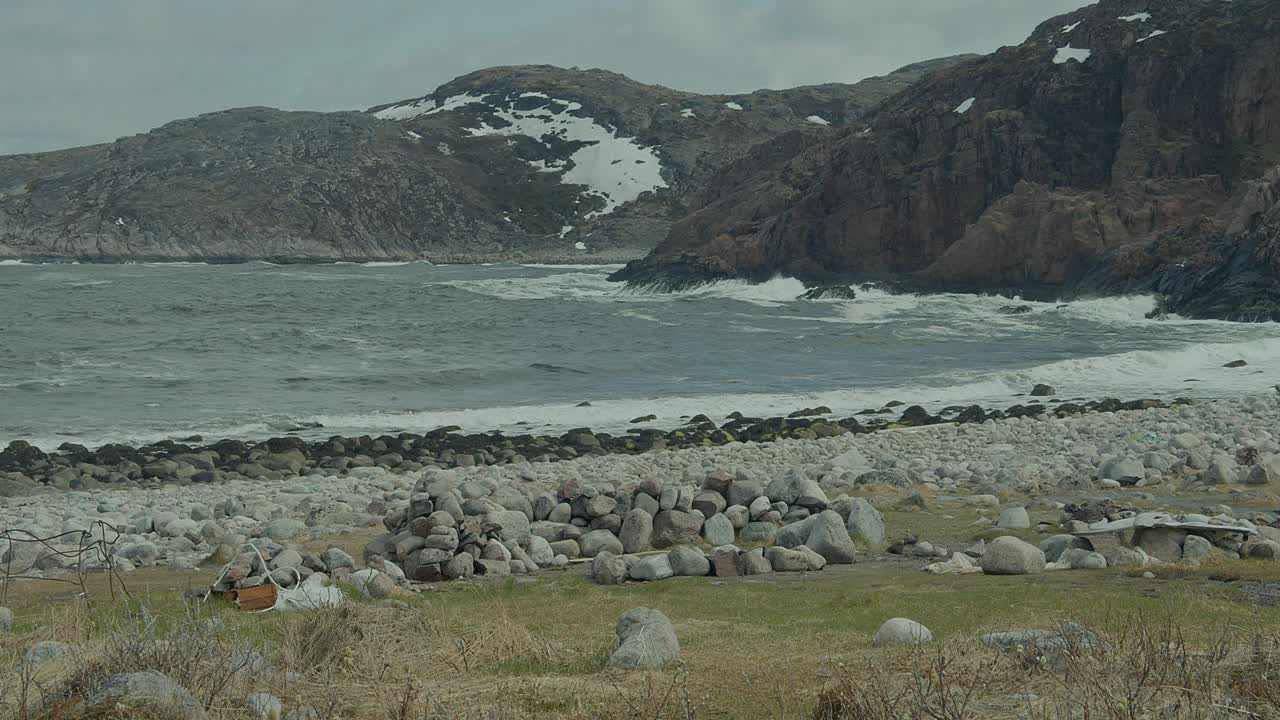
[0,60,971,264]
[612,0,1280,321]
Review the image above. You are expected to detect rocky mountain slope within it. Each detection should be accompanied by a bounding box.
[0,59,970,264]
[613,0,1280,320]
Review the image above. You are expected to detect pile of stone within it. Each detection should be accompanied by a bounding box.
[363,466,887,584]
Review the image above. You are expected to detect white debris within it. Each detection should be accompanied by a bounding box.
[405,131,422,140]
[1118,12,1151,22]
[1062,21,1082,33]
[805,115,830,126]
[373,99,437,120]
[115,217,125,226]
[574,241,587,251]
[1054,44,1092,64]
[527,158,568,173]
[519,92,550,99]
[1136,29,1168,42]
[680,109,696,118]
[954,97,976,114]
[558,225,574,238]
[724,101,744,111]
[436,142,453,156]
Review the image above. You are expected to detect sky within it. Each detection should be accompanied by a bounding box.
[1,0,1088,156]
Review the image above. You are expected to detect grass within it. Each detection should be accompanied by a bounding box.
[6,495,1280,719]
[5,558,1280,719]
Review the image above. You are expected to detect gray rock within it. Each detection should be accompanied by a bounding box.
[1060,548,1107,569]
[547,502,572,524]
[701,513,736,547]
[1132,528,1186,563]
[765,468,829,509]
[667,546,710,577]
[86,670,208,720]
[723,505,750,529]
[727,479,763,508]
[980,536,1045,575]
[691,491,726,517]
[1100,458,1144,481]
[629,554,675,581]
[874,618,933,647]
[320,547,355,573]
[765,545,826,572]
[774,510,855,563]
[658,487,679,512]
[997,507,1030,529]
[608,608,680,669]
[738,521,777,544]
[0,606,11,632]
[1101,545,1148,568]
[526,536,555,567]
[1249,540,1280,560]
[632,492,660,517]
[579,529,624,558]
[620,508,654,553]
[24,640,69,666]
[855,469,912,488]
[1039,535,1093,563]
[548,539,580,559]
[443,553,475,580]
[748,495,772,520]
[591,551,628,585]
[247,693,283,720]
[1182,534,1213,562]
[845,498,885,545]
[485,510,532,543]
[651,510,703,548]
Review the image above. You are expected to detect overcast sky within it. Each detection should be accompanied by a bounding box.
[2,0,1087,155]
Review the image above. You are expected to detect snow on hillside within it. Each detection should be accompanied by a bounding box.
[1054,44,1092,64]
[724,102,744,110]
[1118,12,1151,22]
[954,97,976,114]
[805,115,830,126]
[462,96,668,219]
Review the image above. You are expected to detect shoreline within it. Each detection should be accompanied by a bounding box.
[0,394,1193,496]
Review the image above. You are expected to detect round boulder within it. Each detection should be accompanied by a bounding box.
[874,618,933,647]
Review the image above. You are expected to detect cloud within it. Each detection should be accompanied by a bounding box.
[0,0,1089,154]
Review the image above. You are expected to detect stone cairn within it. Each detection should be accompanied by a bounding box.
[362,467,886,584]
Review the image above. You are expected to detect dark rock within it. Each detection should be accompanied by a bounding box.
[1030,384,1055,397]
[797,285,857,300]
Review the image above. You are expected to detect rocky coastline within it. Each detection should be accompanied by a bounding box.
[0,393,1189,497]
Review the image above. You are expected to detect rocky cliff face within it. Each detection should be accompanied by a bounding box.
[0,60,971,263]
[613,0,1280,320]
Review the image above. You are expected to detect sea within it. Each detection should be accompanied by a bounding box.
[1,260,1277,450]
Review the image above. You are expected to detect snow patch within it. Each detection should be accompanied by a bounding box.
[954,97,976,114]
[805,115,830,126]
[1137,29,1168,42]
[527,158,568,173]
[558,225,574,238]
[464,96,667,219]
[405,130,422,140]
[1054,44,1092,64]
[373,99,437,120]
[519,92,550,99]
[437,142,453,156]
[1118,12,1151,22]
[114,217,125,226]
[680,109,696,118]
[574,241,587,251]
[724,101,743,110]
[1062,21,1082,33]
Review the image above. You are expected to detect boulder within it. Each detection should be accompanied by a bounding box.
[691,491,727,518]
[247,693,283,720]
[874,618,933,647]
[1132,528,1186,563]
[710,547,739,577]
[578,529,624,558]
[1101,545,1149,568]
[997,507,1030,529]
[619,509,654,553]
[845,498,885,545]
[980,536,1045,575]
[484,510,531,543]
[651,510,703,548]
[1182,535,1213,562]
[1249,540,1280,560]
[607,608,680,669]
[85,670,208,720]
[702,513,736,547]
[591,551,628,585]
[736,549,773,575]
[1059,548,1107,569]
[1040,535,1093,563]
[765,545,826,572]
[765,468,829,509]
[667,546,710,577]
[629,554,675,581]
